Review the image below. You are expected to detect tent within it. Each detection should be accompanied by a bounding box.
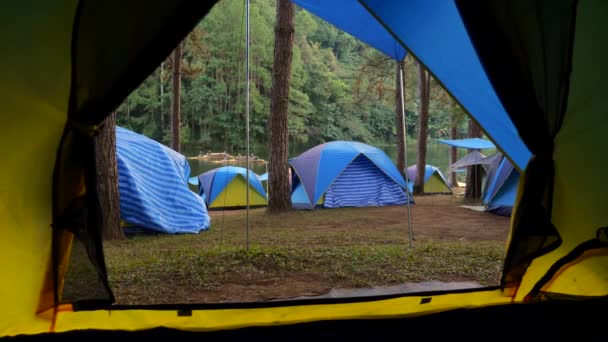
[192,166,267,209]
[482,155,519,217]
[0,0,605,339]
[406,165,452,194]
[437,137,496,193]
[116,127,210,234]
[449,150,487,172]
[289,141,413,209]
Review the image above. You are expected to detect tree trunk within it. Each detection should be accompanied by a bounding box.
[171,42,182,152]
[395,60,406,177]
[95,112,125,240]
[414,64,429,195]
[267,0,295,213]
[449,113,458,187]
[465,120,483,200]
[160,62,164,130]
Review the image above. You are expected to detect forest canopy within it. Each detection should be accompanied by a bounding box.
[115,0,469,155]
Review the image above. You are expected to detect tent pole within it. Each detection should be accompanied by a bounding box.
[245,0,250,252]
[399,64,414,248]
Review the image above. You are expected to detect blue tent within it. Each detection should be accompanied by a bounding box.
[116,127,211,234]
[290,0,531,171]
[483,155,519,217]
[290,141,413,209]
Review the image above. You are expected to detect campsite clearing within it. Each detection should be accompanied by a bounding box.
[105,195,510,305]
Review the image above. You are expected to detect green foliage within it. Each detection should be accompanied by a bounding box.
[114,0,467,155]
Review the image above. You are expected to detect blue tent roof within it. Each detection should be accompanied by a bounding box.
[294,0,532,171]
[196,166,267,205]
[436,138,496,150]
[360,0,531,169]
[259,172,268,182]
[115,127,210,234]
[291,0,406,61]
[289,141,407,206]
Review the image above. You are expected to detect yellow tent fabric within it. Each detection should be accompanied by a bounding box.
[0,1,76,336]
[509,0,608,300]
[0,0,217,337]
[424,174,452,194]
[209,175,268,209]
[53,288,511,333]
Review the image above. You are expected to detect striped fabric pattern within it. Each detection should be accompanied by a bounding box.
[116,127,210,234]
[324,155,410,208]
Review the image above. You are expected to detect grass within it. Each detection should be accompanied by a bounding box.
[104,197,510,304]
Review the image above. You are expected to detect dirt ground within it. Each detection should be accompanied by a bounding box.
[105,194,511,305]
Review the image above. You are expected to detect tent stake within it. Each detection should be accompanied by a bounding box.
[245,0,250,252]
[399,65,414,248]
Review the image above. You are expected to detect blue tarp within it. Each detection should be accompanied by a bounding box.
[436,138,495,150]
[324,155,409,208]
[116,127,210,234]
[289,141,413,209]
[291,0,406,61]
[305,0,532,170]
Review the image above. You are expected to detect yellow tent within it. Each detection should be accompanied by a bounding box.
[406,164,452,194]
[194,166,268,209]
[0,0,605,340]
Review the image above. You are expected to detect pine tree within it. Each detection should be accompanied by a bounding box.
[95,112,125,240]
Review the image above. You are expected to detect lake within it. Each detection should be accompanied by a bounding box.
[185,140,481,181]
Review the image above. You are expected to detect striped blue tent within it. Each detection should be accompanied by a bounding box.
[116,126,210,234]
[289,141,414,209]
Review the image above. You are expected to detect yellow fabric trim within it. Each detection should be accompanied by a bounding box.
[543,251,608,296]
[425,174,452,193]
[54,289,510,333]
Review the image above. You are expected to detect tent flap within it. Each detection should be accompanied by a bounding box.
[454,0,577,287]
[291,0,406,60]
[359,0,531,170]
